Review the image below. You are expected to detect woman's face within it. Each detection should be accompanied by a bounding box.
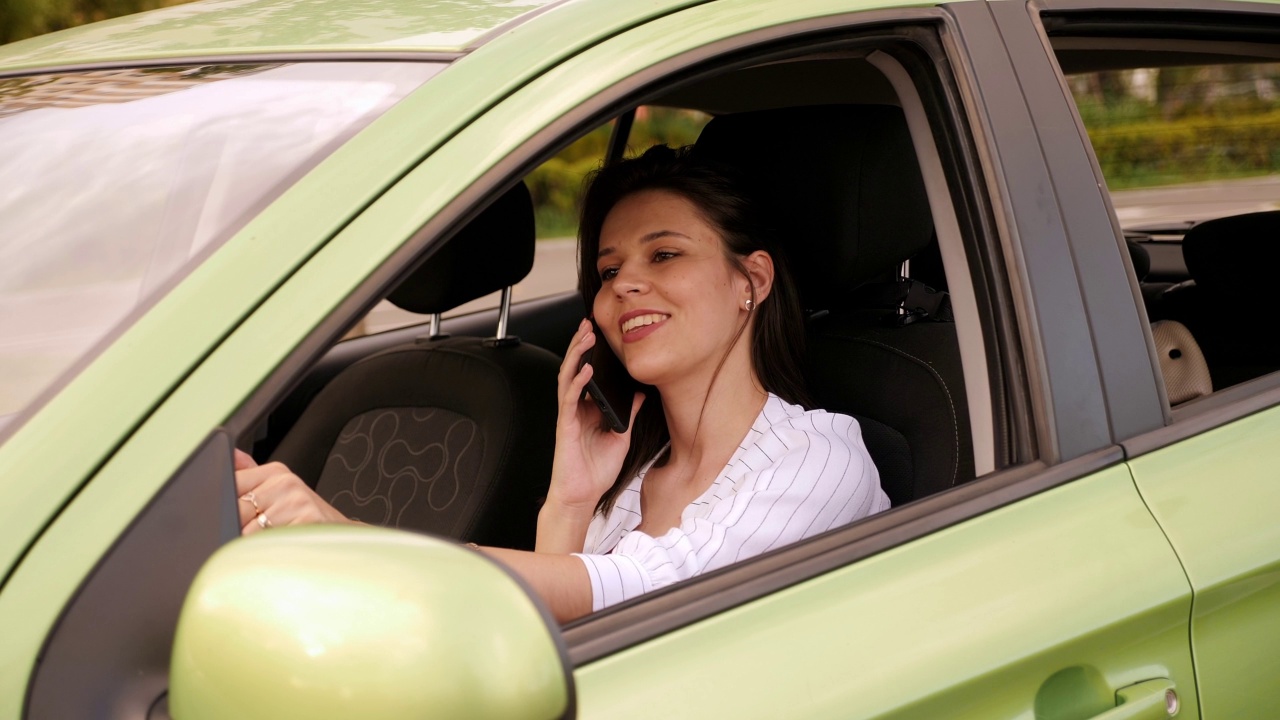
[593,189,752,388]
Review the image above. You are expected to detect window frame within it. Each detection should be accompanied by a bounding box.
[1028,0,1280,456]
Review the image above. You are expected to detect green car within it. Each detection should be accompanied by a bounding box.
[2,0,1278,717]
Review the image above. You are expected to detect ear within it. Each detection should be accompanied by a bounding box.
[741,250,775,305]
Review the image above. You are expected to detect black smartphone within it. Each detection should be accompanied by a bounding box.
[579,319,641,433]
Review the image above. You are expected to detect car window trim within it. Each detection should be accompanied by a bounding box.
[1123,369,1280,458]
[0,53,460,81]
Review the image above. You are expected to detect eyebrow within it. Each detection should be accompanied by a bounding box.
[597,230,692,260]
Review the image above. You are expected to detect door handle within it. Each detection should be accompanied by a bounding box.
[1086,679,1179,720]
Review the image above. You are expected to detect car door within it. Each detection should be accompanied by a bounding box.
[1,2,1201,719]
[1011,3,1280,717]
[549,2,1198,718]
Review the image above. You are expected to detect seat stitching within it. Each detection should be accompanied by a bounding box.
[821,334,960,487]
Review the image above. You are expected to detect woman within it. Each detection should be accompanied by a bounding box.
[234,145,890,622]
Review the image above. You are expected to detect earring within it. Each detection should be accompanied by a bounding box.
[744,299,755,311]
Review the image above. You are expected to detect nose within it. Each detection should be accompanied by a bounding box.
[610,261,648,296]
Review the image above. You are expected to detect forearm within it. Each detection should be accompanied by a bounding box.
[479,547,593,623]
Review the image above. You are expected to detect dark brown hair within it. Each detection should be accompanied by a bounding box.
[578,144,811,515]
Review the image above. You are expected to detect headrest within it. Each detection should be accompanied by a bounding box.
[388,182,535,314]
[692,105,933,308]
[1151,320,1212,405]
[1181,210,1280,299]
[1126,239,1150,281]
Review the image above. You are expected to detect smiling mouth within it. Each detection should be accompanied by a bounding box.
[621,313,670,334]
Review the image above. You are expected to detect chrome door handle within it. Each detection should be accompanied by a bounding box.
[1086,679,1179,720]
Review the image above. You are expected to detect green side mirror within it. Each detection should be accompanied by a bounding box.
[169,526,573,720]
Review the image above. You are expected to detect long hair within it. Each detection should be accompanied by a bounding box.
[578,145,811,515]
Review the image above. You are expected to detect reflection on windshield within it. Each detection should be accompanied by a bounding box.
[0,61,441,421]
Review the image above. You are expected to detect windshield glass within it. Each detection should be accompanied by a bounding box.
[0,61,442,425]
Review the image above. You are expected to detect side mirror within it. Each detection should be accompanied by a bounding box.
[169,526,573,719]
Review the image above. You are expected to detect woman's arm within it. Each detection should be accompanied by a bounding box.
[477,547,593,623]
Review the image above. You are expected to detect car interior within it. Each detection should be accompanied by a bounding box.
[246,35,1280,555]
[242,42,1004,553]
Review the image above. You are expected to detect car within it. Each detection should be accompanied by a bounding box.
[1,0,1278,717]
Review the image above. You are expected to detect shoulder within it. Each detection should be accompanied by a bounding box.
[753,394,864,454]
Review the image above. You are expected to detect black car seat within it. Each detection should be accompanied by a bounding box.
[694,105,972,506]
[1160,210,1280,389]
[270,183,561,550]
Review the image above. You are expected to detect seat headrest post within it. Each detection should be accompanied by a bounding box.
[495,287,512,340]
[428,313,441,338]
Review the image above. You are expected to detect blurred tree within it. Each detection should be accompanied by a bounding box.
[1,0,193,44]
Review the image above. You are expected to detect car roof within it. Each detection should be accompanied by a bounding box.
[0,0,583,74]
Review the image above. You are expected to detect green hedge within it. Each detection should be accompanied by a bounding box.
[1087,109,1280,188]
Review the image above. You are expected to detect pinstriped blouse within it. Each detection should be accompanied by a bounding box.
[574,393,889,613]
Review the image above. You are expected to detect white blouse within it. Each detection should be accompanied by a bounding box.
[574,393,889,612]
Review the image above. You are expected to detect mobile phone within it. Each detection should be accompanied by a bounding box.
[579,319,641,433]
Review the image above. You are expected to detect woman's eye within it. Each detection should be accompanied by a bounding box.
[599,267,618,281]
[654,250,678,262]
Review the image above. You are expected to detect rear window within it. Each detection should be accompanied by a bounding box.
[0,61,442,424]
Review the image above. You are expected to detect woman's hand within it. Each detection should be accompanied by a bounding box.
[234,450,352,535]
[538,320,643,551]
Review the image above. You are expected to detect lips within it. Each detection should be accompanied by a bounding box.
[617,309,670,342]
[621,313,669,334]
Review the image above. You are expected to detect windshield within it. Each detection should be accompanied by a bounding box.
[0,61,443,426]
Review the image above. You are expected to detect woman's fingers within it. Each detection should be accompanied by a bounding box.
[557,320,596,399]
[563,361,595,418]
[236,463,304,530]
[233,448,258,471]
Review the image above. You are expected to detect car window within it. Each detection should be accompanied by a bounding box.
[346,106,712,338]
[1053,42,1280,399]
[0,61,442,423]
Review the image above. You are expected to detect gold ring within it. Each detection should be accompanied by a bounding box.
[239,492,261,513]
[257,513,272,529]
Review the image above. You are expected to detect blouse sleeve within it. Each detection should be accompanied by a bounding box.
[574,412,888,612]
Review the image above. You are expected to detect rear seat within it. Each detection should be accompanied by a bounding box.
[1159,211,1280,389]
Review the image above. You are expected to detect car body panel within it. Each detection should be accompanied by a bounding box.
[1128,402,1280,719]
[0,0,729,74]
[0,0,557,70]
[574,466,1196,719]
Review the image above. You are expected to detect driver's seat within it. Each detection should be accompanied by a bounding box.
[694,105,973,505]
